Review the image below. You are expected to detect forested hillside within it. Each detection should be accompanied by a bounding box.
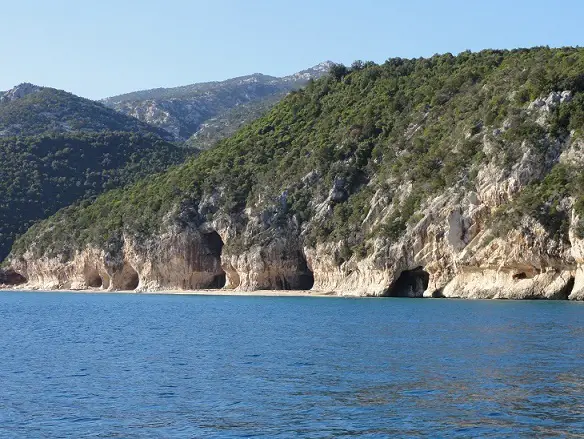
[0,132,190,260]
[185,96,279,150]
[0,84,173,139]
[9,47,584,300]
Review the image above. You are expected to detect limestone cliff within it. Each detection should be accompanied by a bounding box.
[7,49,584,300]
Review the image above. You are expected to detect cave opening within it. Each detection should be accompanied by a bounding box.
[86,270,103,288]
[84,264,103,288]
[297,253,315,290]
[269,252,315,291]
[202,231,226,289]
[385,267,430,298]
[512,269,539,280]
[298,271,315,290]
[0,269,26,285]
[555,276,575,300]
[208,273,226,289]
[119,264,139,290]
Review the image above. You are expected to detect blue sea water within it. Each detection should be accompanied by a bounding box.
[0,293,583,438]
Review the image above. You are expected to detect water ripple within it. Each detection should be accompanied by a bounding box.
[0,293,582,437]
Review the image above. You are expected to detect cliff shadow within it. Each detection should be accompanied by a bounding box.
[201,231,226,289]
[385,267,429,298]
[556,275,575,300]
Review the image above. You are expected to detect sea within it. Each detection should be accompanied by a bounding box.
[0,292,583,438]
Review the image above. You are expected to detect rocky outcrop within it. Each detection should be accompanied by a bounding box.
[11,225,226,292]
[0,83,42,103]
[441,269,574,300]
[225,244,313,291]
[10,248,110,290]
[9,219,314,293]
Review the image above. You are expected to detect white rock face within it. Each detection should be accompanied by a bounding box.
[0,83,42,103]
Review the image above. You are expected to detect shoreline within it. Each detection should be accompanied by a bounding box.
[0,287,339,298]
[1,287,584,301]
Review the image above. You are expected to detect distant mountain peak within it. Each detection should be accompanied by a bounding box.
[0,83,43,103]
[101,62,336,141]
[282,61,336,82]
[313,60,336,71]
[0,84,174,139]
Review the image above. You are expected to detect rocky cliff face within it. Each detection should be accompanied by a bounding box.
[8,49,584,300]
[8,200,584,300]
[9,122,584,300]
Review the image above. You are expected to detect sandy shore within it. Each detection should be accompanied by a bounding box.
[0,287,338,297]
[143,289,337,297]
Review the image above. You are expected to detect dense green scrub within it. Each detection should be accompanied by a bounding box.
[185,96,281,150]
[0,132,191,260]
[12,47,584,261]
[0,86,171,139]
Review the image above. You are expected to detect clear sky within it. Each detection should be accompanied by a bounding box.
[2,0,582,99]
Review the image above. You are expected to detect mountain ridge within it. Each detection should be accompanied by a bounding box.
[102,62,334,103]
[100,62,335,141]
[0,84,174,140]
[0,83,194,261]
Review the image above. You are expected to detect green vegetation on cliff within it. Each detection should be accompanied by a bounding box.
[185,96,280,150]
[12,47,584,261]
[0,132,191,260]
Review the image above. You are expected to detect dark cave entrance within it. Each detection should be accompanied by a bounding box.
[272,252,314,290]
[512,271,538,280]
[0,269,26,285]
[119,264,139,291]
[296,252,315,290]
[202,231,226,289]
[208,272,226,289]
[84,265,103,288]
[86,271,103,288]
[385,267,430,298]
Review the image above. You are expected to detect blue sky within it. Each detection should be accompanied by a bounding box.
[1,0,583,99]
